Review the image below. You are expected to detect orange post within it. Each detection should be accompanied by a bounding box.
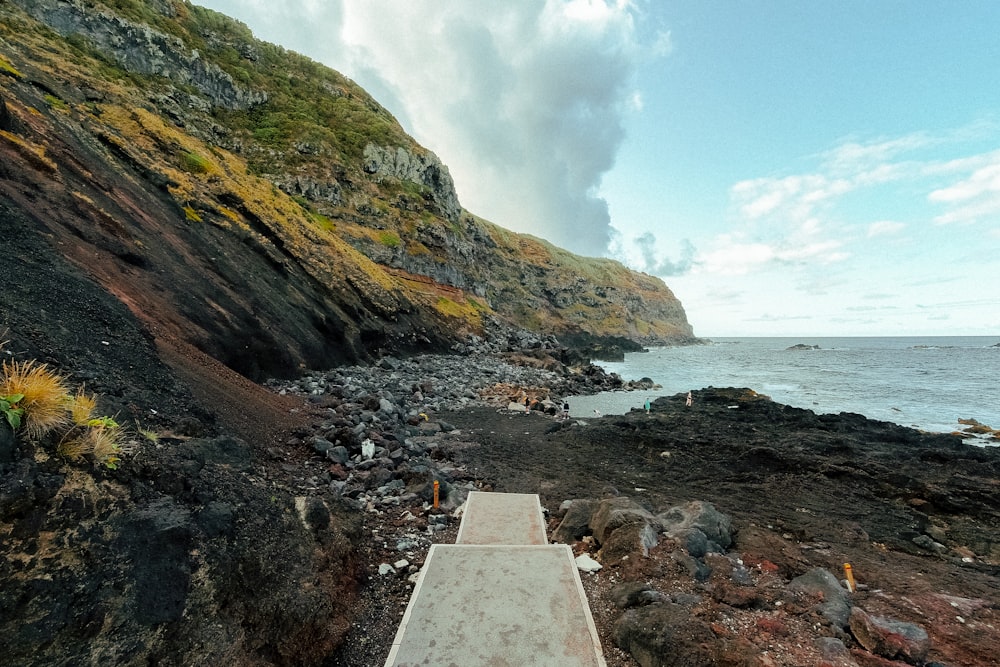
[433,480,440,509]
[843,563,855,592]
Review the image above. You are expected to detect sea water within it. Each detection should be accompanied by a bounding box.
[568,336,1000,440]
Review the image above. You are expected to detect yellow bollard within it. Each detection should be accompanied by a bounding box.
[843,563,855,592]
[433,480,440,509]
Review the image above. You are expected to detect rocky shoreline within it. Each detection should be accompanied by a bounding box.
[3,347,998,667]
[262,353,998,667]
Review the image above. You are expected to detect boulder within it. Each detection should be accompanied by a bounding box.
[849,607,930,663]
[789,568,852,628]
[551,499,596,543]
[599,521,659,564]
[612,602,717,667]
[657,500,733,551]
[590,496,660,544]
[815,637,858,667]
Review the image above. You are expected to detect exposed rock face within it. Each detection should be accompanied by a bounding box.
[363,143,462,223]
[0,434,363,667]
[13,0,266,109]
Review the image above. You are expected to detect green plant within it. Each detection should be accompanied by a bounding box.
[138,427,159,443]
[1,394,25,429]
[86,415,120,429]
[378,230,401,248]
[183,205,203,222]
[43,94,69,111]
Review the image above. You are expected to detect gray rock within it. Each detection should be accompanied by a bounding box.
[657,500,733,550]
[789,568,852,628]
[309,436,334,453]
[671,527,710,558]
[552,499,596,544]
[612,603,716,667]
[17,0,266,109]
[610,582,668,609]
[912,534,947,553]
[815,637,857,667]
[326,446,350,465]
[590,496,660,544]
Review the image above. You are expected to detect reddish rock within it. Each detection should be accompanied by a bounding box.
[849,607,930,664]
[613,602,717,667]
[711,581,762,608]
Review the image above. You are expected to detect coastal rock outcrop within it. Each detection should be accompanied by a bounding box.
[363,143,462,223]
[13,0,267,109]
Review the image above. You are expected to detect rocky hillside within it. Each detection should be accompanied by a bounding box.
[0,0,695,391]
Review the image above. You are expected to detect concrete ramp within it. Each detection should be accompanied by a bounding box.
[385,492,606,666]
[456,490,549,545]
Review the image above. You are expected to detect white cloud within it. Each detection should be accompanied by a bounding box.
[928,158,1000,224]
[332,0,645,257]
[867,220,905,237]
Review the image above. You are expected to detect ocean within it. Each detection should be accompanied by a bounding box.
[568,336,1000,442]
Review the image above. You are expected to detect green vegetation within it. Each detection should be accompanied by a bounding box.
[44,94,69,111]
[378,231,401,248]
[183,205,203,222]
[1,393,25,429]
[181,151,214,174]
[0,54,24,79]
[0,360,132,469]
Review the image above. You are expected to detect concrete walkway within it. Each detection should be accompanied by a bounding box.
[385,492,606,667]
[456,491,549,545]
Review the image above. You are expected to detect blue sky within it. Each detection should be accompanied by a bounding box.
[195,1,1000,337]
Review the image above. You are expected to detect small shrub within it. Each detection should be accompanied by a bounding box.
[0,360,71,439]
[87,424,125,469]
[44,94,69,111]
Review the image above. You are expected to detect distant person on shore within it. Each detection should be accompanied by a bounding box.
[644,398,651,414]
[524,396,530,415]
[685,391,693,407]
[562,401,570,420]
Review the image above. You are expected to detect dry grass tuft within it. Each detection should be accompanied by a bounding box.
[0,360,71,439]
[68,389,98,426]
[56,436,92,462]
[88,425,125,469]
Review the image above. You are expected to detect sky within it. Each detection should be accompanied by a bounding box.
[195,0,1000,337]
